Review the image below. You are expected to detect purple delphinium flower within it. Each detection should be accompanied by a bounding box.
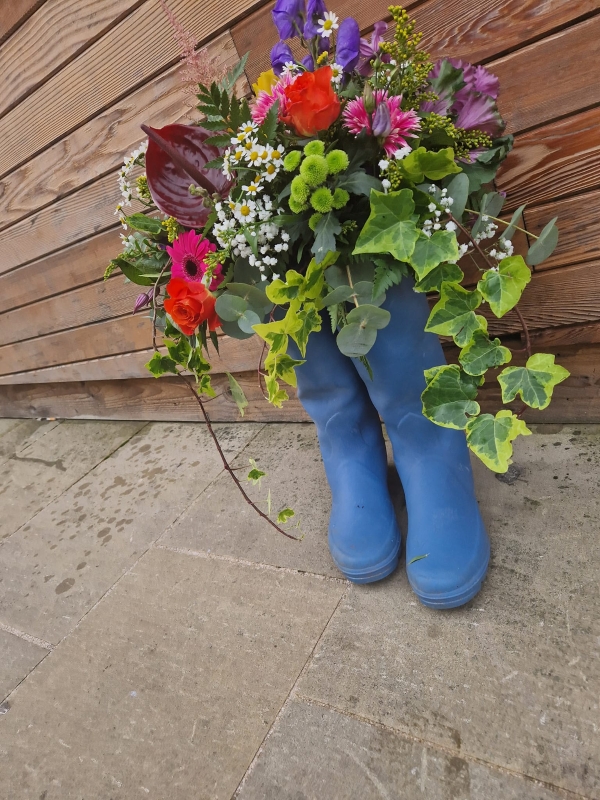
[336,17,360,72]
[270,41,294,75]
[272,0,304,40]
[357,21,388,76]
[302,53,315,71]
[304,0,327,38]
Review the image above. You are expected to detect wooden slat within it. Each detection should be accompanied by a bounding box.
[1,343,597,422]
[523,189,600,271]
[529,321,600,349]
[0,0,46,45]
[497,107,600,211]
[0,0,262,178]
[0,32,245,231]
[0,229,123,314]
[0,0,147,119]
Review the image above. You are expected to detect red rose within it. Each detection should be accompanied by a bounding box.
[163,278,220,335]
[281,67,341,137]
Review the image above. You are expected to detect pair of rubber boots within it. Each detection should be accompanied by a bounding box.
[289,279,490,609]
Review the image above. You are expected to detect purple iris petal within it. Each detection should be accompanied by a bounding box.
[302,54,315,71]
[270,41,294,75]
[304,0,327,38]
[272,0,304,40]
[357,20,387,75]
[336,17,360,72]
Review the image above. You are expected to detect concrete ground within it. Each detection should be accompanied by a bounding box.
[0,418,598,800]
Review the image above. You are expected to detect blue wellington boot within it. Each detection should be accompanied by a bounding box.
[286,319,401,583]
[352,279,490,608]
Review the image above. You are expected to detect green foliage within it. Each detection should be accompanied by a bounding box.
[304,140,325,156]
[413,261,463,293]
[498,354,570,410]
[336,170,382,196]
[124,214,163,235]
[247,458,265,485]
[146,352,178,377]
[392,147,461,185]
[477,256,531,317]
[372,260,406,297]
[421,365,481,429]
[465,411,531,473]
[326,150,349,174]
[409,230,459,281]
[277,508,296,524]
[444,173,469,219]
[459,331,512,376]
[300,154,329,187]
[425,283,487,347]
[353,189,420,262]
[526,217,559,266]
[312,212,342,262]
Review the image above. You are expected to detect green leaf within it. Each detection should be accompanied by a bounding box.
[226,282,272,313]
[472,192,505,238]
[444,173,469,219]
[322,285,354,306]
[409,230,459,281]
[188,348,211,375]
[526,217,559,266]
[500,204,526,241]
[114,257,156,286]
[396,147,461,184]
[336,323,377,357]
[123,214,163,235]
[215,293,247,322]
[219,318,255,340]
[336,170,383,196]
[247,467,266,484]
[421,364,481,429]
[237,309,262,334]
[353,189,420,262]
[352,281,385,307]
[226,372,248,417]
[203,133,232,147]
[265,374,289,407]
[261,99,280,142]
[312,212,342,263]
[145,352,178,377]
[497,353,570,410]
[414,262,463,293]
[291,304,322,356]
[345,304,391,329]
[466,410,531,473]
[277,508,295,524]
[219,52,249,94]
[165,337,191,365]
[425,283,487,347]
[477,255,531,317]
[372,260,405,297]
[408,554,429,565]
[459,331,512,376]
[460,160,497,193]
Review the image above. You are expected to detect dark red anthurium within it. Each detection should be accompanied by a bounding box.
[142,124,233,228]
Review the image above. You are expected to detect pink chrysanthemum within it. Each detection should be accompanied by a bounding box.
[342,90,420,157]
[166,229,222,290]
[250,73,294,125]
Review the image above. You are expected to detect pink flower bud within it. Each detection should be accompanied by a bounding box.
[372,102,392,138]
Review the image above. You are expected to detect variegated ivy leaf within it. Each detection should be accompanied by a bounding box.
[466,410,531,473]
[414,262,463,293]
[425,283,487,347]
[292,304,322,356]
[497,353,570,410]
[421,364,481,429]
[477,255,531,318]
[353,189,420,262]
[409,230,459,281]
[459,330,512,376]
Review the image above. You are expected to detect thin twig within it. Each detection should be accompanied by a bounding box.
[346,265,359,307]
[464,208,538,239]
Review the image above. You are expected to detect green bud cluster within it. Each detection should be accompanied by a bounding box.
[136,174,152,202]
[283,150,302,171]
[420,114,493,159]
[380,6,433,108]
[162,216,182,243]
[286,142,350,215]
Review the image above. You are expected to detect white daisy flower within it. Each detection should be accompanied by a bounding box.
[281,61,299,77]
[317,11,339,38]
[270,144,285,164]
[243,180,263,196]
[245,143,265,167]
[330,63,343,85]
[262,162,280,182]
[234,199,257,223]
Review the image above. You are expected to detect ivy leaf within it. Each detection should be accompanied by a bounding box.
[409,230,459,281]
[497,353,570,410]
[478,255,531,317]
[226,372,249,417]
[414,262,463,293]
[466,410,532,473]
[459,330,512,376]
[421,364,481,429]
[265,374,289,407]
[312,212,342,263]
[353,189,420,262]
[396,147,461,183]
[145,352,178,377]
[425,283,487,347]
[526,217,559,266]
[291,304,322,356]
[247,467,266,484]
[336,170,383,196]
[277,508,296,524]
[165,337,191,364]
[444,173,469,219]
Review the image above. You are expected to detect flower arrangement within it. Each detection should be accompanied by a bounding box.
[107,3,568,500]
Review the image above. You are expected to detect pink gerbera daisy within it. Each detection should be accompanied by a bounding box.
[342,90,421,157]
[250,72,294,125]
[166,229,223,290]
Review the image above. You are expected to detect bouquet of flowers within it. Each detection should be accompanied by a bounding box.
[107,3,567,476]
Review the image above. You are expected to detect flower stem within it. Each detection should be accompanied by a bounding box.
[346,265,360,307]
[463,208,538,239]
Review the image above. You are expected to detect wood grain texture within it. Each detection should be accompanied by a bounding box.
[524,189,600,271]
[0,0,46,45]
[0,0,147,119]
[0,228,123,314]
[1,343,598,422]
[0,0,263,178]
[0,32,245,231]
[497,107,600,211]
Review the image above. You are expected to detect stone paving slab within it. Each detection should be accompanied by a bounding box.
[0,422,262,644]
[0,630,48,701]
[0,419,56,467]
[0,548,344,800]
[296,427,600,798]
[237,698,567,800]
[0,420,146,539]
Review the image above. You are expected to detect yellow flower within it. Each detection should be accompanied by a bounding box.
[252,69,278,96]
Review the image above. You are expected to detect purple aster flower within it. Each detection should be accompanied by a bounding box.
[270,41,294,75]
[357,21,388,76]
[272,0,304,40]
[336,17,360,72]
[304,0,327,38]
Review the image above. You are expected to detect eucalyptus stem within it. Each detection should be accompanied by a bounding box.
[464,208,538,239]
[346,265,359,307]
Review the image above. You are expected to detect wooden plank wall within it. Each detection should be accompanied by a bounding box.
[1,0,599,423]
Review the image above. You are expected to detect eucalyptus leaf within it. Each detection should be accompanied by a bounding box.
[219,319,254,340]
[215,293,248,322]
[500,204,526,241]
[336,323,378,357]
[336,170,383,196]
[237,309,262,334]
[497,353,570,410]
[346,304,391,329]
[352,281,386,307]
[472,191,505,237]
[466,410,531,473]
[444,172,469,219]
[226,282,272,312]
[526,217,559,266]
[421,364,481,429]
[322,285,354,306]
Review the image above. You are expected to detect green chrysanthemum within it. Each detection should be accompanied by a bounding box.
[308,212,323,231]
[310,187,333,213]
[300,154,328,187]
[290,175,310,204]
[326,150,349,174]
[304,140,325,156]
[332,188,350,209]
[283,150,302,171]
[289,196,309,214]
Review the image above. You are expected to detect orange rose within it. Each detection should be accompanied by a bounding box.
[163,278,220,335]
[281,67,341,137]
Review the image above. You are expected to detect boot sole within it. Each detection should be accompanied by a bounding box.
[338,539,401,585]
[409,555,490,609]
